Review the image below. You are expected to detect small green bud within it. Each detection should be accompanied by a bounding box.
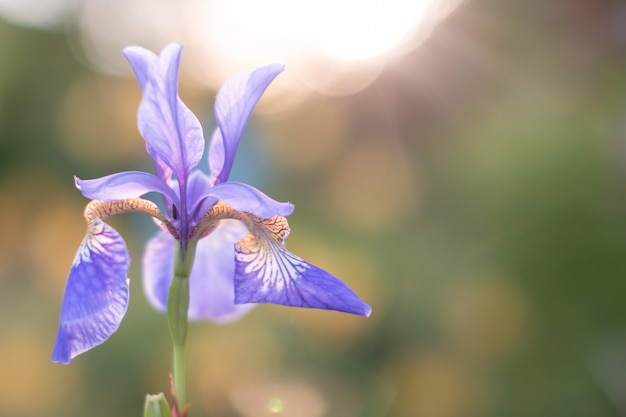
[144,393,172,417]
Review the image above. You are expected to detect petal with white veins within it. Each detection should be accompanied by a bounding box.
[233,216,372,316]
[51,220,130,364]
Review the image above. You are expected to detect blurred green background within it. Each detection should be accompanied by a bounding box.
[2,0,626,416]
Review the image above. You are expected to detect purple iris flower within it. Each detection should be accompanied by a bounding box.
[51,44,371,365]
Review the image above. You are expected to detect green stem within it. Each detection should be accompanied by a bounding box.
[167,243,196,410]
[172,342,186,409]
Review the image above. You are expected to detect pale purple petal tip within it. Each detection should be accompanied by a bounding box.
[234,245,371,317]
[123,46,158,91]
[51,221,130,364]
[212,64,284,184]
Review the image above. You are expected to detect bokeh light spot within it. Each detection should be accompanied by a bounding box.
[390,352,490,417]
[322,137,418,231]
[0,326,80,415]
[229,379,326,417]
[57,75,145,165]
[188,325,284,416]
[439,277,531,360]
[29,194,88,298]
[266,397,285,413]
[66,0,464,97]
[264,99,349,173]
[0,0,71,28]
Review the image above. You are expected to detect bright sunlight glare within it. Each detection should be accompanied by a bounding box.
[0,0,464,96]
[306,0,431,61]
[192,0,459,95]
[196,0,432,64]
[191,0,461,95]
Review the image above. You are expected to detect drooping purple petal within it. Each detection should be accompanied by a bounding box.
[51,220,130,364]
[195,181,294,219]
[142,222,255,322]
[232,218,371,316]
[76,171,180,205]
[211,64,284,185]
[136,43,205,181]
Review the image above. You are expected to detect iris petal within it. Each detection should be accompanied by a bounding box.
[143,223,255,322]
[198,181,294,219]
[124,46,173,181]
[210,64,284,185]
[51,220,130,364]
[76,171,180,205]
[186,171,218,223]
[207,128,225,186]
[123,46,156,91]
[142,231,173,313]
[136,43,204,180]
[124,47,173,182]
[233,216,371,316]
[189,220,256,321]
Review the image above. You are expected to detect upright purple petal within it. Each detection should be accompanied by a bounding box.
[136,44,205,181]
[186,171,218,224]
[194,181,294,219]
[143,222,255,322]
[125,47,173,182]
[124,46,173,182]
[52,220,130,364]
[76,171,180,205]
[211,64,284,184]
